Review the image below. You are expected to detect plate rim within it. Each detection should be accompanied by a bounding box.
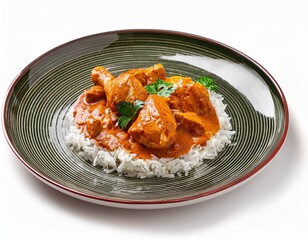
[2,29,289,208]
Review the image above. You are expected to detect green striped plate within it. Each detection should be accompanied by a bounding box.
[3,30,288,209]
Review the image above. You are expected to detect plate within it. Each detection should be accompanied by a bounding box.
[3,30,288,209]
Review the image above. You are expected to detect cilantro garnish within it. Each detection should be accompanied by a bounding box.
[117,100,144,129]
[196,77,218,91]
[145,79,176,97]
[117,116,131,129]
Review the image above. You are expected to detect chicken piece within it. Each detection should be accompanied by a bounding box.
[101,108,117,129]
[165,76,193,87]
[85,85,105,104]
[91,66,114,87]
[89,101,117,129]
[174,112,206,136]
[169,82,216,116]
[125,69,148,86]
[104,73,148,109]
[143,63,166,84]
[126,63,166,86]
[86,117,102,138]
[128,95,177,149]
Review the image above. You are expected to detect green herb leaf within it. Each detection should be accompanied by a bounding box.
[117,101,134,117]
[118,116,132,129]
[145,79,176,97]
[196,77,218,91]
[144,84,157,95]
[117,100,145,129]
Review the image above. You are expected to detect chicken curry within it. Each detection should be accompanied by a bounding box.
[73,64,220,160]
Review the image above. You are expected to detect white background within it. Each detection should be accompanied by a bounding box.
[1,0,307,239]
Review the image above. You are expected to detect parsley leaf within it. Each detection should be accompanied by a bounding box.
[196,77,218,91]
[117,100,145,129]
[145,79,176,97]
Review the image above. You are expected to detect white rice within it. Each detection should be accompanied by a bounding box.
[65,91,236,178]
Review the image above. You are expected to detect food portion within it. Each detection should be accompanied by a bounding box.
[66,64,235,178]
[73,64,219,158]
